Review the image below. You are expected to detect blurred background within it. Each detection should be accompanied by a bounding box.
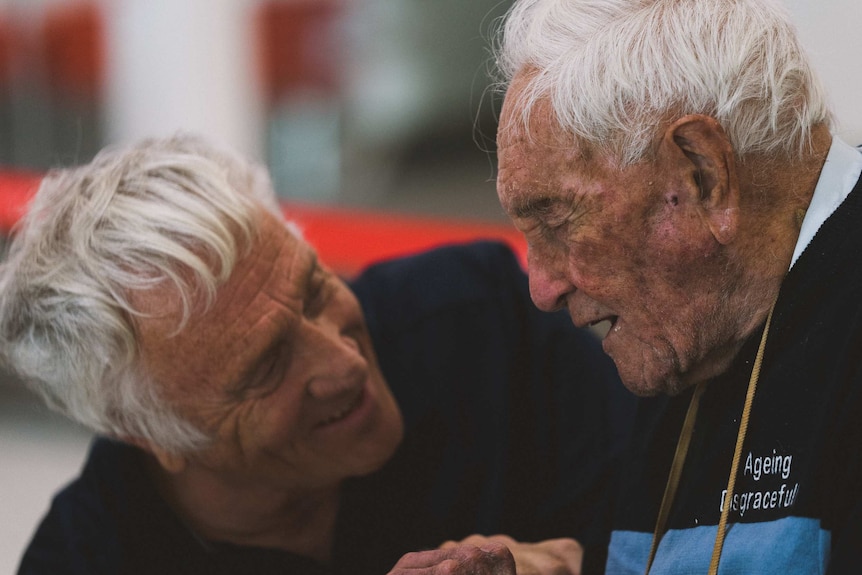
[0,0,515,216]
[1,0,861,572]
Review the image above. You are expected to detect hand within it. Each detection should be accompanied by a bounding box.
[440,535,582,575]
[387,540,516,574]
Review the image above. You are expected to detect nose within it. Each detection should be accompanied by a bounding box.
[304,319,368,400]
[527,247,571,312]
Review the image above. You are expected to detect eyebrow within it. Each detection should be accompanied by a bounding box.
[307,253,319,278]
[292,251,319,296]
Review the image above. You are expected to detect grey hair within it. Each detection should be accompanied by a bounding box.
[494,0,833,166]
[0,134,289,453]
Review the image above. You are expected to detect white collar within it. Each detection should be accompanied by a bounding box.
[789,137,862,269]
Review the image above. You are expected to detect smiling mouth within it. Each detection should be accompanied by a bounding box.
[316,390,365,428]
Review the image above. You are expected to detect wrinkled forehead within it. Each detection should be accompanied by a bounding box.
[497,77,596,210]
[130,209,304,320]
[498,72,591,161]
[499,74,544,149]
[130,211,311,395]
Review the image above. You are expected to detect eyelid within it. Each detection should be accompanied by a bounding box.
[233,347,286,398]
[535,199,557,217]
[523,198,568,228]
[515,196,554,219]
[548,205,577,229]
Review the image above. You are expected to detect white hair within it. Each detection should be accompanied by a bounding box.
[0,134,290,453]
[494,0,833,166]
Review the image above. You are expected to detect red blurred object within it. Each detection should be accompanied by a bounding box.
[41,0,104,99]
[0,15,11,85]
[283,201,526,277]
[0,170,42,232]
[255,0,343,104]
[0,11,32,88]
[0,172,526,276]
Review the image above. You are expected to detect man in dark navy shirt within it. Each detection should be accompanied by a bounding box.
[0,135,631,575]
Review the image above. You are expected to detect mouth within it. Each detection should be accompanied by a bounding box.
[315,389,365,429]
[584,316,618,337]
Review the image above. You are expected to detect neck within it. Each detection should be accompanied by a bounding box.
[146,456,341,565]
[734,125,832,328]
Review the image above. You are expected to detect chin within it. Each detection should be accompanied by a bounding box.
[351,440,400,478]
[610,336,696,397]
[355,407,404,477]
[616,361,686,398]
[622,381,662,398]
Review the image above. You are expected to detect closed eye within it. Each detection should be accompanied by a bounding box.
[514,196,555,220]
[232,341,289,399]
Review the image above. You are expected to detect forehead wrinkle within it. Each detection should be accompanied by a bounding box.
[209,216,309,322]
[147,216,305,388]
[217,255,304,372]
[510,155,598,215]
[203,226,307,366]
[498,80,595,166]
[211,222,283,308]
[499,118,592,193]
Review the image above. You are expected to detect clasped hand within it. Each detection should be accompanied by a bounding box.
[386,534,582,575]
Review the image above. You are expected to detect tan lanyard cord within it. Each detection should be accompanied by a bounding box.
[644,302,775,575]
[644,380,708,575]
[708,302,775,575]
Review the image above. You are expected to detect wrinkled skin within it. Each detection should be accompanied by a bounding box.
[131,208,404,557]
[496,72,766,396]
[387,535,581,575]
[441,535,582,575]
[388,541,517,575]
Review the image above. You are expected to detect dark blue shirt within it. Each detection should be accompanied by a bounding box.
[19,241,633,575]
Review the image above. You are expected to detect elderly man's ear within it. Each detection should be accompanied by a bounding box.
[662,114,741,245]
[122,436,188,474]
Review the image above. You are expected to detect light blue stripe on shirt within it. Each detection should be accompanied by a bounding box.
[606,516,830,575]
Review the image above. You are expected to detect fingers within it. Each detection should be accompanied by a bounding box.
[439,535,515,550]
[387,541,516,575]
[526,538,583,575]
[438,535,583,575]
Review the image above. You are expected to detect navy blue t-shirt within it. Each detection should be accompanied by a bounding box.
[19,241,633,575]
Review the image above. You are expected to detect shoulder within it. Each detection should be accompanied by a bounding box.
[350,241,529,333]
[18,438,187,575]
[18,438,129,574]
[351,241,524,304]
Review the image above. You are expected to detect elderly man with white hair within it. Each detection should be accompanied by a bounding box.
[0,134,631,575]
[487,0,862,573]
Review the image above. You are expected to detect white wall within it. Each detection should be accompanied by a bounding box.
[97,0,862,163]
[102,0,264,160]
[783,0,862,145]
